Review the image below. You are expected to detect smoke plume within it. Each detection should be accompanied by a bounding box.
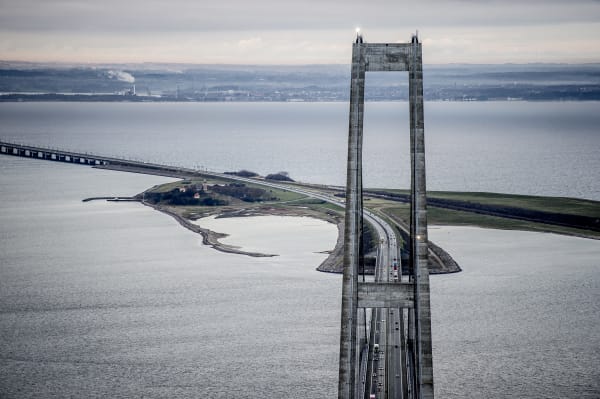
[106,70,135,83]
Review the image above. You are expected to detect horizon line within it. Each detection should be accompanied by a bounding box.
[2,60,600,68]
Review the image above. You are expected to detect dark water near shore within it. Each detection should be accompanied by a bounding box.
[1,101,599,200]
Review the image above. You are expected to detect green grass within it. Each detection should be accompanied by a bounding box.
[287,198,340,207]
[428,191,600,217]
[148,180,185,193]
[370,189,600,218]
[244,184,307,202]
[381,205,600,239]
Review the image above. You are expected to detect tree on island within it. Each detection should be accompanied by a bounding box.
[224,170,259,178]
[143,186,228,206]
[265,171,294,182]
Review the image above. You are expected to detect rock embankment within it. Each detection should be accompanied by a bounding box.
[428,241,461,274]
[316,221,345,273]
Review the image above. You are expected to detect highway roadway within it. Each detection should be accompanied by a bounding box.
[366,209,407,399]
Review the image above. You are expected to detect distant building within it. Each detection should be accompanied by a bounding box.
[124,85,136,96]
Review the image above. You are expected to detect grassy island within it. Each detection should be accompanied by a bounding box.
[135,174,349,265]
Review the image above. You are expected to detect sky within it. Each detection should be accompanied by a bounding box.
[0,0,599,65]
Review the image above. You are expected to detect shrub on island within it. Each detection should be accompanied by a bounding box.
[265,171,294,182]
[224,170,259,178]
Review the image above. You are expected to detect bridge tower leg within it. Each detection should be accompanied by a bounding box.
[409,37,434,399]
[339,38,366,399]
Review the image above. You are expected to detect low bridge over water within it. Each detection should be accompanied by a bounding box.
[1,142,111,166]
[0,141,194,177]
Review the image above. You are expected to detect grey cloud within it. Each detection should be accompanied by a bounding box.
[0,0,599,33]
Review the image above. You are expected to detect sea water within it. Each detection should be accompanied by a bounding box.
[1,101,598,200]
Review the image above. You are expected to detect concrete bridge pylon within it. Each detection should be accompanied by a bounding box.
[338,33,433,399]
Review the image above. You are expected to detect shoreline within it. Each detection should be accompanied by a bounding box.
[163,203,350,273]
[139,197,350,271]
[142,201,278,258]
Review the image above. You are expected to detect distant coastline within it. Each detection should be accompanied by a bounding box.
[2,93,600,103]
[2,62,599,102]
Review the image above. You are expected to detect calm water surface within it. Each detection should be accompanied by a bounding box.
[196,215,338,256]
[1,101,598,200]
[429,226,600,398]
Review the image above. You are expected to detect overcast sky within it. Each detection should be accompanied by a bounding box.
[1,0,599,64]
